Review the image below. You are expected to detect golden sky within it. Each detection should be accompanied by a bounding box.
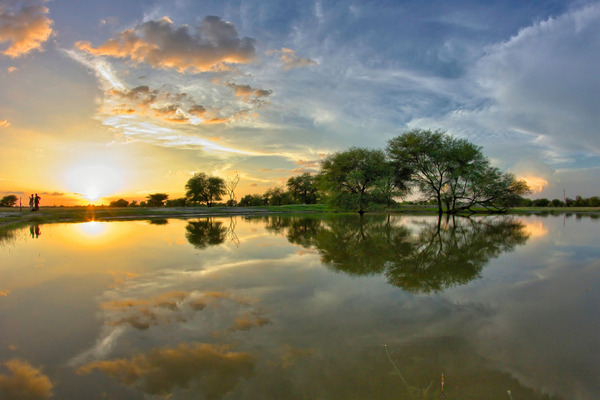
[1,1,599,205]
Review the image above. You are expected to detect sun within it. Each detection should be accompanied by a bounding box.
[64,162,124,203]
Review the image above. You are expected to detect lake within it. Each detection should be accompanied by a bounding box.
[1,213,598,399]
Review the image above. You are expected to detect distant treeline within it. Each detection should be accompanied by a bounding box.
[520,196,600,208]
[108,129,536,214]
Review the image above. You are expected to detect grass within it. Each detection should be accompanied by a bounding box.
[0,204,333,232]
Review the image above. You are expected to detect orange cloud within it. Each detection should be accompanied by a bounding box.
[7,66,17,72]
[0,4,53,58]
[0,359,53,400]
[0,120,10,128]
[277,48,317,70]
[226,82,272,103]
[0,290,9,296]
[75,16,255,73]
[77,343,255,397]
[520,175,548,194]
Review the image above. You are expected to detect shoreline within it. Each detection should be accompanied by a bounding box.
[2,205,600,231]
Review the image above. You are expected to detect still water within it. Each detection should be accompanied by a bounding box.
[0,214,598,399]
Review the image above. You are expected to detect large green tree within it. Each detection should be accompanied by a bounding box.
[318,147,401,214]
[387,129,529,213]
[185,173,226,207]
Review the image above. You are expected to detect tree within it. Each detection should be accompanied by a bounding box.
[185,172,226,207]
[532,198,550,207]
[109,198,129,207]
[238,194,264,207]
[0,195,18,207]
[225,174,240,206]
[264,186,292,206]
[165,197,187,207]
[146,193,168,207]
[318,147,399,214]
[387,129,529,213]
[287,173,319,204]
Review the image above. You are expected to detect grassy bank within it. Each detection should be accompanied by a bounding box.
[0,204,331,231]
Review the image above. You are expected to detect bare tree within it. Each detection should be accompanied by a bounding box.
[225,174,240,206]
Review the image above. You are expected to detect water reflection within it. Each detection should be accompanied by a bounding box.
[1,215,598,399]
[263,214,530,293]
[29,225,41,239]
[186,217,240,249]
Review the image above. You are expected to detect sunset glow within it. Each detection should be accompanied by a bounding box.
[1,1,599,204]
[520,176,549,194]
[64,163,125,203]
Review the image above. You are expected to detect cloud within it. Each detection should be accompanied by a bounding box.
[0,120,10,128]
[77,343,255,397]
[75,16,256,73]
[0,3,53,58]
[0,359,53,400]
[274,48,317,70]
[226,82,272,103]
[7,66,17,72]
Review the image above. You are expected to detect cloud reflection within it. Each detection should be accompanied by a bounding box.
[0,359,53,400]
[77,343,255,398]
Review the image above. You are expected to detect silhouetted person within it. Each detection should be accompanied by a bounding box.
[34,193,41,211]
[29,194,34,211]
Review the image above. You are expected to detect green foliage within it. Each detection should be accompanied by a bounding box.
[264,186,293,206]
[287,173,319,204]
[0,195,18,207]
[238,194,265,207]
[318,147,400,213]
[532,198,551,207]
[165,197,187,207]
[185,172,226,207]
[109,198,129,207]
[146,193,169,207]
[387,129,530,213]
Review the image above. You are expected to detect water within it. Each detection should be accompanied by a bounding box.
[0,213,598,399]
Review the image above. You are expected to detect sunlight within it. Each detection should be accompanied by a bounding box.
[79,221,108,237]
[520,175,548,194]
[64,162,124,203]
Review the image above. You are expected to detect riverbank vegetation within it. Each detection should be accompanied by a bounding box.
[3,129,599,215]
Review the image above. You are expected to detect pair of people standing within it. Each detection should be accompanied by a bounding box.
[29,193,41,211]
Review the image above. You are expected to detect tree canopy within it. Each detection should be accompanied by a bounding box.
[146,193,168,207]
[318,147,403,214]
[387,129,530,213]
[0,195,18,207]
[185,173,227,207]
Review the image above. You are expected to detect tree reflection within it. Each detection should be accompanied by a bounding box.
[185,218,228,249]
[276,214,529,293]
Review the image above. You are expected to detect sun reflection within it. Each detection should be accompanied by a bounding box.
[79,221,108,237]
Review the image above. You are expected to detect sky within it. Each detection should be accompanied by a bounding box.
[1,0,599,205]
